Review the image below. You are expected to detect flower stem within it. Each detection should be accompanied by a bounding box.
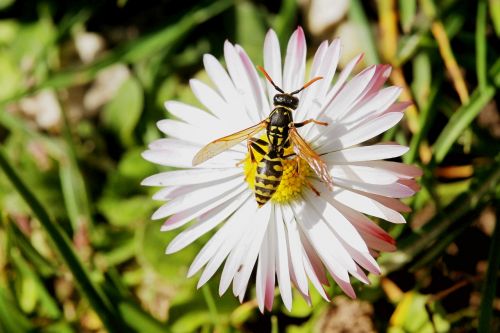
[202,285,220,327]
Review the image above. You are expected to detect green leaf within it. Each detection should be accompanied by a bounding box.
[102,76,144,147]
[490,0,500,36]
[399,0,416,33]
[10,248,61,318]
[98,195,156,227]
[0,287,34,333]
[138,220,197,284]
[348,0,380,65]
[476,0,488,92]
[390,292,450,333]
[0,0,14,10]
[433,85,496,163]
[59,157,93,231]
[0,53,21,100]
[235,1,266,65]
[273,0,298,45]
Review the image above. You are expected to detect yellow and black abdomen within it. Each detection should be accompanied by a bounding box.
[254,153,283,207]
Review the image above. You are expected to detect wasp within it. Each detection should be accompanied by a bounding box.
[192,66,334,207]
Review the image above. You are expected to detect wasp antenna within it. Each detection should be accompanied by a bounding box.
[257,66,285,93]
[290,76,323,95]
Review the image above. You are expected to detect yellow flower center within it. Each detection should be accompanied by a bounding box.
[242,136,311,204]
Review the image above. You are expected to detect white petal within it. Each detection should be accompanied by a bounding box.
[282,206,308,296]
[164,100,220,128]
[298,39,341,122]
[283,27,306,92]
[342,86,402,124]
[355,161,423,179]
[333,201,397,252]
[141,168,242,186]
[303,188,369,254]
[224,41,261,123]
[203,54,251,127]
[331,164,400,185]
[326,65,378,122]
[323,144,409,163]
[274,206,292,311]
[166,191,250,254]
[142,140,198,168]
[318,112,404,153]
[319,52,363,114]
[156,119,212,144]
[329,187,406,224]
[152,175,243,219]
[188,199,257,277]
[293,200,357,298]
[263,29,282,105]
[292,200,357,273]
[302,248,330,301]
[217,216,260,294]
[152,186,181,201]
[233,203,272,297]
[160,184,249,231]
[236,45,268,120]
[335,177,415,198]
[256,223,275,312]
[190,79,232,122]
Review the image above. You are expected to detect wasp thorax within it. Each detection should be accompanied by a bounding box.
[273,94,299,109]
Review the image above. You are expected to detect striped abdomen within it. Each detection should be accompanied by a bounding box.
[254,153,283,207]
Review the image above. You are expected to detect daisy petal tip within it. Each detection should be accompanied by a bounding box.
[165,242,178,254]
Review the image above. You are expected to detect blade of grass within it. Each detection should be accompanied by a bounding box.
[0,0,233,106]
[433,85,495,163]
[490,0,500,36]
[7,217,56,277]
[59,102,93,233]
[399,0,416,33]
[431,20,469,104]
[273,0,298,46]
[478,212,500,333]
[476,0,488,92]
[0,148,126,332]
[0,287,34,333]
[235,1,266,65]
[406,53,441,164]
[377,0,398,62]
[10,248,61,318]
[349,0,380,65]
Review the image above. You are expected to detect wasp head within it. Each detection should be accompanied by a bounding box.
[273,93,299,109]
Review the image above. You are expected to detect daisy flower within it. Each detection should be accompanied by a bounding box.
[142,27,421,312]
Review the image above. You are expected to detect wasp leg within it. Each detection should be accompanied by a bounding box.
[305,179,321,196]
[293,119,328,128]
[236,138,267,166]
[248,138,267,163]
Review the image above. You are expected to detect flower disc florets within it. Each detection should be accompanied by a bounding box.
[242,136,311,204]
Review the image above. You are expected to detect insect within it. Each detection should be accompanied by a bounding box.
[192,66,334,207]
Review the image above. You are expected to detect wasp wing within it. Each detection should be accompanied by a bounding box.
[192,120,268,166]
[289,127,334,189]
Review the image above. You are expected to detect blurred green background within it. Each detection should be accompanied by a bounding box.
[0,0,499,332]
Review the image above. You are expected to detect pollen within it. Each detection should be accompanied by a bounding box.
[242,138,311,204]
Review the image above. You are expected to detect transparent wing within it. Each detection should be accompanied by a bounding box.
[289,127,334,189]
[192,120,268,166]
